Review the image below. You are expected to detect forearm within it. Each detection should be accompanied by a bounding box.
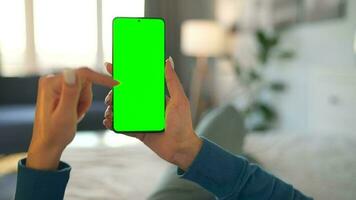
[15,158,71,200]
[177,138,313,200]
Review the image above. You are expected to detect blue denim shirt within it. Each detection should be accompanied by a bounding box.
[15,138,312,200]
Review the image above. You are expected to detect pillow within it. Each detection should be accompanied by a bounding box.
[196,104,246,154]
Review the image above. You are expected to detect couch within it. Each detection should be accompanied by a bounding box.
[0,76,110,154]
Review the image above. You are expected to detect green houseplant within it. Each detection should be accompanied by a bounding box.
[233,30,294,131]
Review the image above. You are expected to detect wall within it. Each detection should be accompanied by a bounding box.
[145,0,215,93]
[214,0,356,134]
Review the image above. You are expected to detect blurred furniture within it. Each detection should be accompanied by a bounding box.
[150,103,356,200]
[2,103,355,199]
[243,132,356,200]
[0,173,17,200]
[0,76,110,154]
[149,104,356,200]
[181,20,225,124]
[148,104,246,200]
[0,153,25,199]
[0,103,246,200]
[0,134,169,200]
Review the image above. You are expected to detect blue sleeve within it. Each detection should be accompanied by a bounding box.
[15,158,71,200]
[179,138,313,200]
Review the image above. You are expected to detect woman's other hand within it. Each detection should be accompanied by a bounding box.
[103,58,202,171]
[27,67,118,170]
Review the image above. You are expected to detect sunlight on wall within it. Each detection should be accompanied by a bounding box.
[0,0,26,75]
[102,0,145,62]
[0,0,145,75]
[34,0,145,70]
[34,0,98,69]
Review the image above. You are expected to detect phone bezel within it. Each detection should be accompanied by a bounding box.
[111,17,166,134]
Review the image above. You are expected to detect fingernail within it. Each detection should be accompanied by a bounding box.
[105,92,112,105]
[105,95,109,104]
[77,114,85,123]
[63,69,76,85]
[104,62,110,68]
[168,56,175,69]
[104,106,112,118]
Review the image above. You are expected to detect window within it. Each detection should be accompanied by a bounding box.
[34,0,98,70]
[0,0,145,76]
[102,0,145,62]
[0,0,26,76]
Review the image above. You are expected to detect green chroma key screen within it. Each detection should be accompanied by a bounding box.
[112,17,165,133]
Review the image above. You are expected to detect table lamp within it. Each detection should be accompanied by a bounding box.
[181,20,225,124]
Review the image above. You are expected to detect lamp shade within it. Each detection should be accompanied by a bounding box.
[181,20,225,57]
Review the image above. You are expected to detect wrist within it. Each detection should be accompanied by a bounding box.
[26,141,64,171]
[172,133,203,171]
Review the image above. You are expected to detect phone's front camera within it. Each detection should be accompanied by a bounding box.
[138,20,141,22]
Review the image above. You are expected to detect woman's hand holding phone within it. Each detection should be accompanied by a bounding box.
[104,58,202,171]
[27,58,202,172]
[27,67,118,170]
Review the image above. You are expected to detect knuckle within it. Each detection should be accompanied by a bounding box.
[77,67,91,75]
[105,92,113,105]
[38,76,48,84]
[38,76,51,89]
[45,75,57,83]
[79,66,90,72]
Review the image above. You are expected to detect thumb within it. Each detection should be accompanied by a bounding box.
[57,69,81,114]
[165,57,186,99]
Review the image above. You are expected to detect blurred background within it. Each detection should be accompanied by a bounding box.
[1,0,356,199]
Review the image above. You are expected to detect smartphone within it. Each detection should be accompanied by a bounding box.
[112,17,165,133]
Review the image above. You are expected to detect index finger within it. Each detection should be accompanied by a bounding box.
[77,67,118,87]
